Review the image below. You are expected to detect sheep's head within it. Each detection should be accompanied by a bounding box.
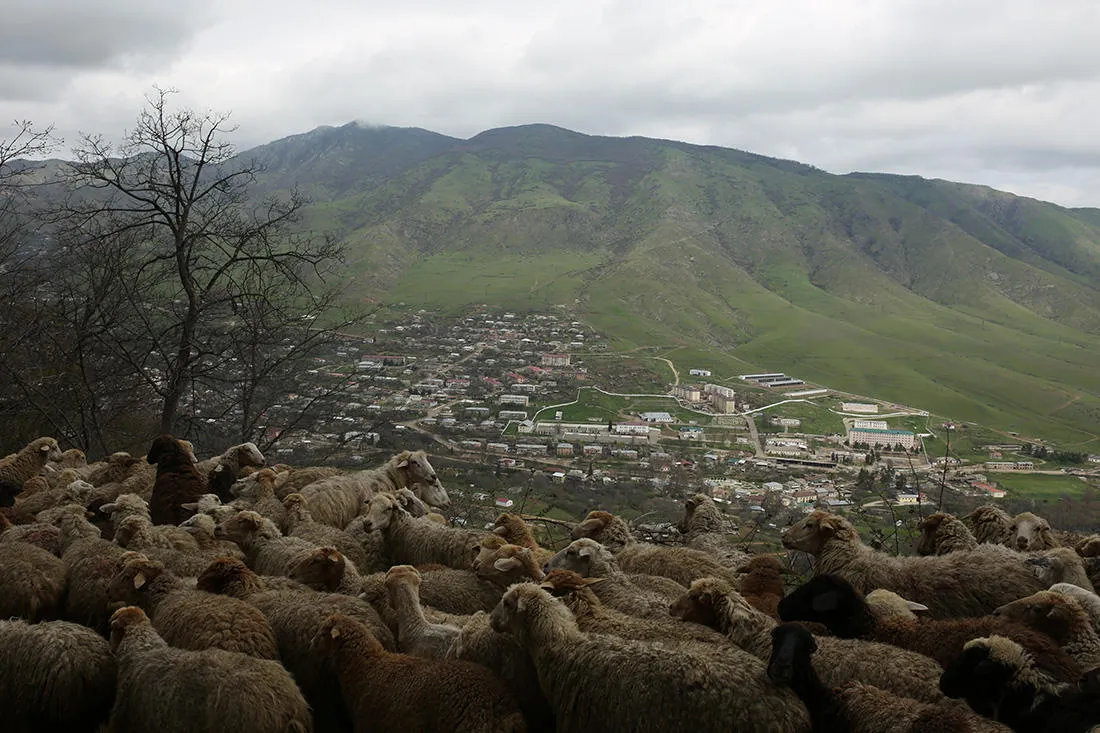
[196,557,262,596]
[670,577,737,631]
[312,613,382,657]
[538,569,604,607]
[738,555,785,597]
[361,493,404,533]
[493,513,528,542]
[109,606,153,653]
[179,512,216,536]
[107,555,165,605]
[490,582,575,641]
[107,452,141,471]
[384,564,422,589]
[546,538,609,577]
[782,511,856,553]
[26,437,64,465]
[231,442,265,468]
[678,493,722,534]
[58,448,87,468]
[865,589,928,620]
[994,591,1083,644]
[21,475,49,495]
[282,492,308,516]
[114,515,156,548]
[291,546,347,592]
[1011,512,1056,552]
[394,487,430,518]
[571,510,614,541]
[938,635,1063,716]
[214,510,267,544]
[1076,535,1100,558]
[767,622,817,686]
[477,544,543,587]
[917,512,953,556]
[145,435,195,467]
[394,450,449,508]
[101,493,150,520]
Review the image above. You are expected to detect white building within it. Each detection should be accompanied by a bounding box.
[639,412,675,423]
[853,420,888,430]
[689,368,712,377]
[841,402,879,414]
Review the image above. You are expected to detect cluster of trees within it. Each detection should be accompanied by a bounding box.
[0,90,362,456]
[1020,444,1088,464]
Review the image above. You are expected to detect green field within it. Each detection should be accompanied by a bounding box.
[988,472,1095,501]
[533,387,706,425]
[754,401,846,437]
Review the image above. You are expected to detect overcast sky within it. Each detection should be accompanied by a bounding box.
[2,0,1099,207]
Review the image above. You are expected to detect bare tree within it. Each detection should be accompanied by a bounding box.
[46,88,359,445]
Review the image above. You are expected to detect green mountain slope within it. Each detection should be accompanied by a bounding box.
[246,123,1100,447]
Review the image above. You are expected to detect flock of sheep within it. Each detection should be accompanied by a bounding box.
[1,433,1100,732]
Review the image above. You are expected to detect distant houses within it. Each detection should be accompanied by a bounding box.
[847,427,917,450]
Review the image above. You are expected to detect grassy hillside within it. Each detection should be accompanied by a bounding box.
[245,123,1100,449]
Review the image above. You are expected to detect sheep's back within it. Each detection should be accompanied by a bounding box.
[616,543,738,587]
[0,541,67,621]
[300,480,369,528]
[153,590,280,660]
[815,635,945,703]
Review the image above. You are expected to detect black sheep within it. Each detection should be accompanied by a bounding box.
[146,435,204,526]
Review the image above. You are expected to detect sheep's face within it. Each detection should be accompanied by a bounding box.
[782,511,849,553]
[546,539,601,577]
[1012,513,1054,551]
[362,494,401,532]
[180,512,215,535]
[106,558,162,605]
[939,639,1018,717]
[385,564,422,590]
[109,606,152,653]
[31,437,64,464]
[767,623,816,685]
[395,487,430,517]
[478,546,540,587]
[490,585,530,635]
[235,443,265,468]
[215,511,264,543]
[994,592,1074,642]
[916,514,948,556]
[398,452,449,508]
[291,548,346,592]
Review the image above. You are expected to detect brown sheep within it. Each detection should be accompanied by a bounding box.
[678,493,750,566]
[963,504,1015,546]
[738,554,787,619]
[782,510,1045,618]
[995,590,1100,675]
[916,512,978,555]
[492,513,554,566]
[108,606,311,733]
[383,564,462,659]
[145,434,205,526]
[0,539,67,620]
[283,492,374,570]
[107,554,280,659]
[571,509,634,550]
[289,545,363,596]
[313,612,525,733]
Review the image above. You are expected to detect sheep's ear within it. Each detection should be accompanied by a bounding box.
[581,577,605,587]
[493,557,523,573]
[133,572,147,589]
[514,593,527,614]
[330,624,341,639]
[811,589,843,613]
[181,503,199,511]
[493,526,509,536]
[101,503,118,514]
[40,444,52,452]
[396,459,409,469]
[903,599,929,612]
[577,544,594,558]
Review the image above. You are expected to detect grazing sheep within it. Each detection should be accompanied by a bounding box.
[283,492,373,570]
[313,612,525,733]
[739,554,787,619]
[539,568,731,647]
[964,504,1015,546]
[0,436,64,486]
[0,539,67,621]
[782,510,1046,618]
[146,434,205,526]
[362,491,484,569]
[384,564,462,659]
[1011,511,1060,552]
[670,577,946,703]
[490,582,811,733]
[547,538,701,619]
[107,554,280,659]
[678,493,750,565]
[107,606,312,733]
[777,574,1082,682]
[216,509,327,577]
[940,635,1099,732]
[194,555,393,732]
[493,513,554,566]
[917,512,979,555]
[995,590,1100,674]
[767,623,1008,733]
[0,618,117,733]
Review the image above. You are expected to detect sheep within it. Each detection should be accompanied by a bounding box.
[964,504,1015,545]
[146,434,205,526]
[289,545,364,596]
[782,510,1046,618]
[177,511,246,561]
[46,446,87,475]
[179,492,239,523]
[572,507,740,587]
[492,512,554,566]
[101,492,200,552]
[274,464,344,498]
[670,576,947,703]
[1050,583,1100,635]
[547,538,700,619]
[362,491,484,569]
[777,574,1083,682]
[539,568,731,647]
[678,493,750,565]
[342,513,390,574]
[195,557,395,732]
[0,509,62,554]
[230,467,287,526]
[0,618,117,732]
[216,509,329,577]
[395,485,433,518]
[1077,534,1100,558]
[82,451,142,486]
[49,503,129,633]
[940,635,1100,732]
[312,612,526,733]
[767,622,1009,733]
[300,450,450,529]
[0,538,67,621]
[195,441,265,482]
[14,477,95,515]
[1023,546,1096,591]
[384,564,462,658]
[107,605,312,733]
[917,512,979,555]
[571,509,635,550]
[995,590,1100,675]
[739,554,787,618]
[0,436,64,486]
[1011,511,1060,551]
[490,581,811,733]
[283,492,373,570]
[106,553,280,659]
